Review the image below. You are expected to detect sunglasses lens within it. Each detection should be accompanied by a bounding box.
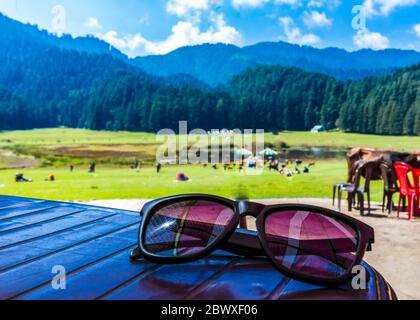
[265,210,359,280]
[143,200,235,258]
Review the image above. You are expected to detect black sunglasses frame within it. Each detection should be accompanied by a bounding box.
[132,194,375,287]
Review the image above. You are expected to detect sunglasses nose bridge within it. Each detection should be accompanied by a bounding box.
[238,201,265,218]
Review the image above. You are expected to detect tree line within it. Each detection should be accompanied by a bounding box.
[52,64,420,136]
[0,43,418,135]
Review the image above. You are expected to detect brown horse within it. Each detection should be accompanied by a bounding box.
[346,148,420,182]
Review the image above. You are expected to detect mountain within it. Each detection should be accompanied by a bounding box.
[0,13,125,59]
[0,13,418,135]
[133,44,251,87]
[133,42,420,86]
[2,12,419,87]
[0,14,209,109]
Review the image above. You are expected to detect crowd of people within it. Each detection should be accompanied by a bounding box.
[13,156,316,186]
[269,159,316,177]
[205,157,316,177]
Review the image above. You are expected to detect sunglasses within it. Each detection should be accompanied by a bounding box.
[130,194,374,286]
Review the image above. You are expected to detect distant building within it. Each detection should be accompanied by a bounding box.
[311,125,325,133]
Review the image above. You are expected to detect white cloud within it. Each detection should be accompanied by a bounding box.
[307,0,323,7]
[279,16,320,45]
[353,29,390,50]
[275,0,302,7]
[232,0,269,8]
[232,0,304,9]
[99,1,240,57]
[308,0,341,9]
[363,0,419,16]
[100,13,241,57]
[231,0,340,10]
[166,0,212,16]
[101,31,148,53]
[413,23,420,37]
[302,11,332,28]
[84,17,102,29]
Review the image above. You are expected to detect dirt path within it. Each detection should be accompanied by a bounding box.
[85,198,420,300]
[0,149,40,169]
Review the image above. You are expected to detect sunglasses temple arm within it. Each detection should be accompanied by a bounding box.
[221,231,265,258]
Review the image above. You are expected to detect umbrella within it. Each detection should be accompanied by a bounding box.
[259,148,278,157]
[235,148,253,157]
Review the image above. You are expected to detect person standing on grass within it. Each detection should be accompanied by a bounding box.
[156,163,162,173]
[89,163,96,173]
[70,165,74,173]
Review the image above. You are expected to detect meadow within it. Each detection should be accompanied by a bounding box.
[0,161,385,201]
[1,128,418,150]
[0,128,418,201]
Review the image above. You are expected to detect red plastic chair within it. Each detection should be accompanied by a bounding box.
[394,162,419,221]
[415,169,420,216]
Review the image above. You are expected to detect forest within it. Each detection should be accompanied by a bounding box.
[0,11,419,135]
[0,52,418,135]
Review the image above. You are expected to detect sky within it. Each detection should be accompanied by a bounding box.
[0,0,419,57]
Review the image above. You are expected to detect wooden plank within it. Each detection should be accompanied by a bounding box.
[104,256,240,300]
[0,210,117,249]
[0,206,85,233]
[0,214,139,272]
[184,259,286,300]
[18,249,157,300]
[0,226,138,300]
[0,201,49,215]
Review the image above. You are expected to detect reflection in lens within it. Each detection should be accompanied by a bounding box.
[144,200,235,257]
[265,211,358,280]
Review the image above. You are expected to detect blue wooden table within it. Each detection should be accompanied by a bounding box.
[0,195,396,300]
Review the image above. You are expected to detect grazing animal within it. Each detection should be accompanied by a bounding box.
[269,161,279,171]
[346,147,419,183]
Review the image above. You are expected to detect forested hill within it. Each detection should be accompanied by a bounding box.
[0,13,125,59]
[2,12,420,86]
[0,87,35,130]
[5,63,416,135]
[0,13,418,135]
[133,42,420,85]
[0,13,209,129]
[339,64,420,136]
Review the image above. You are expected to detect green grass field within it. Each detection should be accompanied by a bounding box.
[1,128,419,151]
[265,131,419,152]
[0,162,387,201]
[0,128,157,146]
[0,128,417,201]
